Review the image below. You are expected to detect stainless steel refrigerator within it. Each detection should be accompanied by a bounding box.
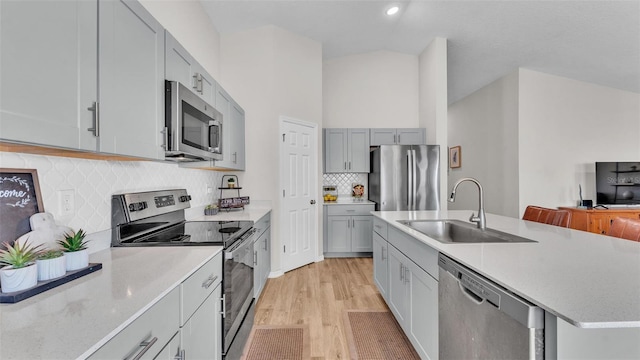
[368,145,440,211]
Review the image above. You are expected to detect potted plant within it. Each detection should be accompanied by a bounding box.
[57,229,89,271]
[227,177,236,188]
[0,240,43,293]
[205,203,219,216]
[36,249,66,281]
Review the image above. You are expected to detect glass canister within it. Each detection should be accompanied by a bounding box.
[323,185,338,202]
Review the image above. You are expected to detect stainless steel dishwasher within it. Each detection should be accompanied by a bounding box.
[439,254,545,360]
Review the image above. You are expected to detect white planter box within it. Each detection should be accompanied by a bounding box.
[64,249,89,271]
[0,263,38,293]
[36,256,66,281]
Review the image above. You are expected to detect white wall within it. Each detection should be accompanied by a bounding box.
[419,37,448,209]
[448,68,640,218]
[220,25,322,275]
[140,0,221,79]
[447,70,520,217]
[518,69,640,212]
[323,51,419,128]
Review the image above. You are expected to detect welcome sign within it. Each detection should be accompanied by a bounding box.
[0,169,44,245]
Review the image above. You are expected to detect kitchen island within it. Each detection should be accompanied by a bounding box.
[0,246,222,359]
[374,210,640,358]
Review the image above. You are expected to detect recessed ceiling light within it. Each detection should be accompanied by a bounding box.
[386,6,399,16]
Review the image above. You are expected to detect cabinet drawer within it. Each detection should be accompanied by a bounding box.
[254,213,271,237]
[326,204,375,216]
[373,217,388,239]
[181,252,222,325]
[388,226,439,279]
[89,287,179,360]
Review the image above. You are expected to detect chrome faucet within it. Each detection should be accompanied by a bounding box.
[449,177,486,230]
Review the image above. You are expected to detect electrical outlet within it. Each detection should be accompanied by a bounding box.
[58,190,75,217]
[206,184,213,194]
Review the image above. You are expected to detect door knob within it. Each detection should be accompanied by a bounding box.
[310,200,316,204]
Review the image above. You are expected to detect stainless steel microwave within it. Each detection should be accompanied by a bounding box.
[164,80,223,162]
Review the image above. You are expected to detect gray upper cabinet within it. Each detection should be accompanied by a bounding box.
[98,0,165,160]
[0,1,97,151]
[165,31,215,106]
[370,128,426,146]
[213,84,245,171]
[1,0,165,160]
[323,128,370,173]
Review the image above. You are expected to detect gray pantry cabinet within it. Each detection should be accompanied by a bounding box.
[323,128,370,173]
[90,252,223,359]
[324,204,374,256]
[0,0,165,160]
[373,220,438,360]
[370,128,426,146]
[253,212,271,299]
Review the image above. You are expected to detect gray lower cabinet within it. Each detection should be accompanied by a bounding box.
[372,231,389,300]
[254,213,271,299]
[89,252,223,359]
[1,0,165,160]
[324,204,374,256]
[375,221,438,360]
[370,128,426,146]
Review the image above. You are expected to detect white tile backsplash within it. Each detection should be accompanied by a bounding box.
[0,152,223,235]
[323,173,368,196]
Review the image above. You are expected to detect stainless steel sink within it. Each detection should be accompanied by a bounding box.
[397,219,537,244]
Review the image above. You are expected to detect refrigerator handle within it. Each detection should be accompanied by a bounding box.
[407,149,413,209]
[412,149,418,209]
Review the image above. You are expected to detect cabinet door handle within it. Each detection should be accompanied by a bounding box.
[404,267,410,284]
[397,134,400,143]
[233,152,237,163]
[381,247,386,261]
[202,275,218,289]
[263,238,268,251]
[400,263,404,281]
[87,101,99,137]
[393,134,397,143]
[349,161,351,170]
[173,348,185,360]
[161,126,169,151]
[254,250,258,265]
[193,73,203,94]
[344,161,347,170]
[131,336,158,360]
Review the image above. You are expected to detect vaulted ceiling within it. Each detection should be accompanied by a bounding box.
[202,0,640,104]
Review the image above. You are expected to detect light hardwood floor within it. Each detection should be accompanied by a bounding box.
[254,257,389,359]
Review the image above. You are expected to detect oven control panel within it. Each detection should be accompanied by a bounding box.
[155,195,176,208]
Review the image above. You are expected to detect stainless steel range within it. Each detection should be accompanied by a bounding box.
[111,189,256,359]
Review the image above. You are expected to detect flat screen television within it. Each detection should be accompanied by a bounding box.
[595,162,640,206]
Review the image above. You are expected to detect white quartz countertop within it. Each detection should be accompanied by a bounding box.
[373,210,640,329]
[323,198,375,205]
[193,206,271,222]
[0,246,222,359]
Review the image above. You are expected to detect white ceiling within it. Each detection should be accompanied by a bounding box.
[202,0,640,104]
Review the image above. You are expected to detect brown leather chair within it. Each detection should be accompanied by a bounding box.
[546,209,571,228]
[523,206,544,222]
[523,206,571,228]
[607,217,640,242]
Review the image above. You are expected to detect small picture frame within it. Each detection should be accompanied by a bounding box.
[0,168,44,244]
[449,146,461,168]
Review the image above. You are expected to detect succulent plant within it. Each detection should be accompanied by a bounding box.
[0,240,44,268]
[37,249,64,260]
[205,203,218,209]
[57,229,89,252]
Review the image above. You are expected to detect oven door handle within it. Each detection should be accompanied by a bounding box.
[228,228,257,253]
[220,294,226,318]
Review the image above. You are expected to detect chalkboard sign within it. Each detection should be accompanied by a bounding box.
[0,169,44,245]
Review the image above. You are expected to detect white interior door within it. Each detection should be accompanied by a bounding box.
[280,117,318,273]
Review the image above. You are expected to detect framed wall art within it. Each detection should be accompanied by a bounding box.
[449,146,461,168]
[0,168,44,244]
